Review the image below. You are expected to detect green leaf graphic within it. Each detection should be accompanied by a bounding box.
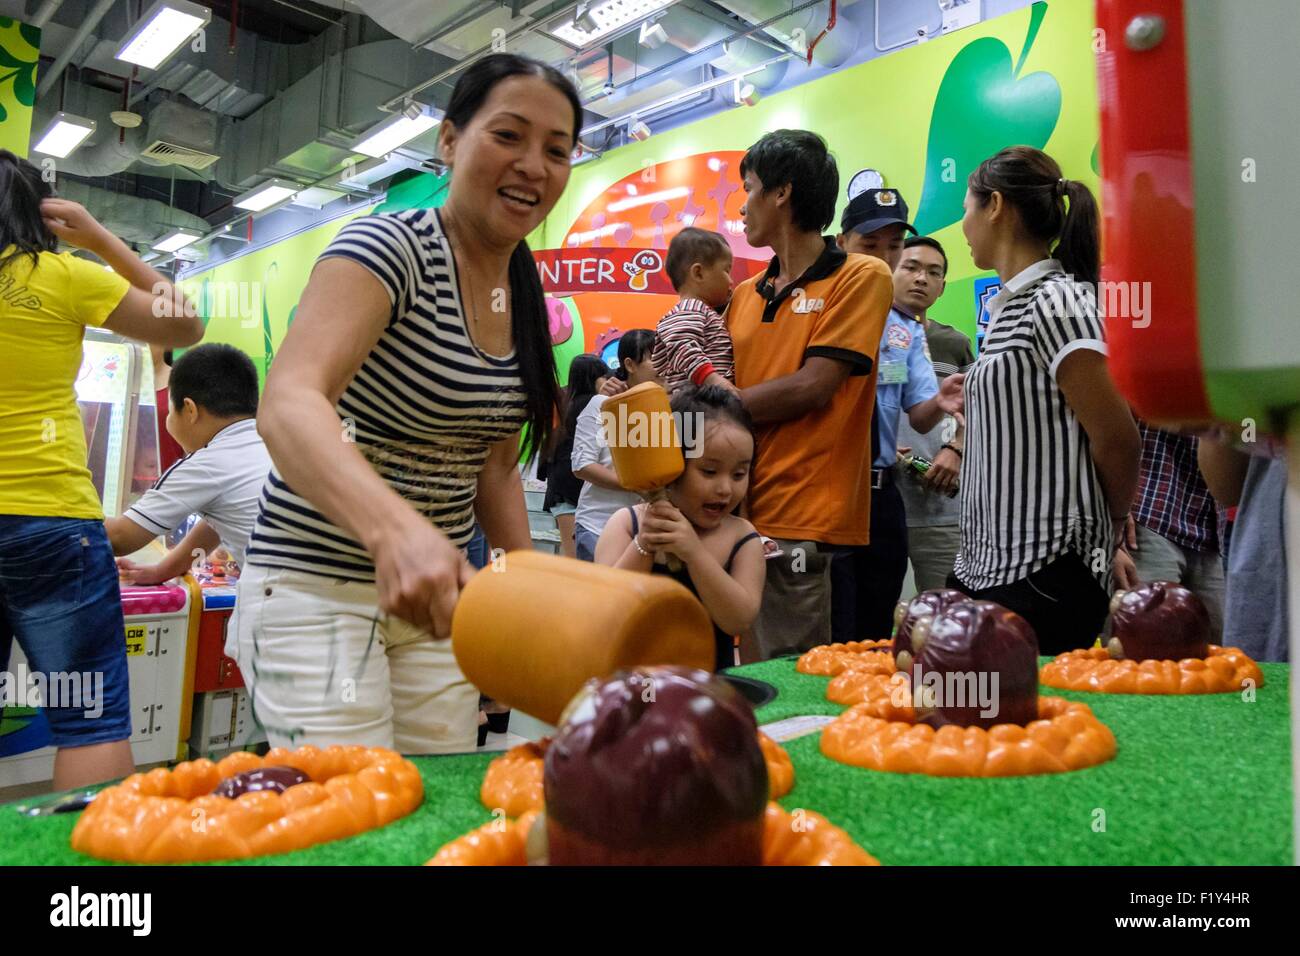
[1013,1,1048,79]
[0,28,40,109]
[14,67,34,106]
[262,261,279,370]
[913,1,1062,235]
[19,22,41,48]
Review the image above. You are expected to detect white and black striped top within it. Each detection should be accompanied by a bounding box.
[953,259,1113,591]
[246,209,527,582]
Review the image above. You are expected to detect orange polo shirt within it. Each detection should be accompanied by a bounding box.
[728,240,893,545]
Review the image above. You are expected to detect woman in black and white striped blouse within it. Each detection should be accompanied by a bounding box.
[948,147,1140,653]
[232,55,579,752]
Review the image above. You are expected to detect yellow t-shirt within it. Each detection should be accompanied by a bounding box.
[0,247,131,519]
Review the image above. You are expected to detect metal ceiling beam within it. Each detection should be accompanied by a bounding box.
[36,0,121,99]
[379,0,586,112]
[583,0,819,109]
[29,0,67,28]
[581,50,788,136]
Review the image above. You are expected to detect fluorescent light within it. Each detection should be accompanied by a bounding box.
[32,112,96,157]
[152,228,203,253]
[337,153,424,187]
[233,178,300,212]
[549,0,677,47]
[352,107,439,158]
[116,1,212,70]
[290,185,347,209]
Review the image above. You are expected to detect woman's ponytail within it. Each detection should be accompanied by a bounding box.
[1057,179,1100,287]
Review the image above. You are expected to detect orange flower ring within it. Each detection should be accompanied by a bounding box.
[427,804,878,866]
[481,733,794,816]
[71,746,424,863]
[821,696,1116,777]
[796,640,895,677]
[826,669,901,706]
[1040,645,1264,694]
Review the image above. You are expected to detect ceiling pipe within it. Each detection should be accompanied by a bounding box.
[804,0,836,64]
[581,51,790,137]
[406,0,505,52]
[29,0,67,28]
[35,0,121,99]
[584,0,822,107]
[380,0,587,112]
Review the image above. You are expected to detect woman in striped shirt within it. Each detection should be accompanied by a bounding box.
[949,146,1140,653]
[232,55,578,752]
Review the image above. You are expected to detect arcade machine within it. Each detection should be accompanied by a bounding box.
[0,330,202,786]
[187,548,264,758]
[1095,0,1299,857]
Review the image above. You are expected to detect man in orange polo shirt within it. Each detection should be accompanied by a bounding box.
[728,130,894,659]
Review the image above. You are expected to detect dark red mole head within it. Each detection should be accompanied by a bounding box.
[1107,581,1211,662]
[543,666,768,853]
[912,600,1040,730]
[893,588,969,657]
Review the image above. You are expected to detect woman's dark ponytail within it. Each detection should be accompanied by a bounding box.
[968,146,1099,286]
[1057,179,1100,287]
[508,237,558,464]
[0,149,56,273]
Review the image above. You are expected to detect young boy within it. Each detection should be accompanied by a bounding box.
[652,227,736,394]
[105,344,272,584]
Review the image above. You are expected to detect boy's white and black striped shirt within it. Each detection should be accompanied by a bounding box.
[246,209,526,582]
[953,259,1114,591]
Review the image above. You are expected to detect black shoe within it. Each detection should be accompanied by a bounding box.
[486,709,511,735]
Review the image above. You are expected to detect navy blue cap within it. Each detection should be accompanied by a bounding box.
[841,188,917,237]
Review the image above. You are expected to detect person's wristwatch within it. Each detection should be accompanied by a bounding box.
[941,443,963,458]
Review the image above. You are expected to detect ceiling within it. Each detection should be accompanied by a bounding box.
[2,0,998,263]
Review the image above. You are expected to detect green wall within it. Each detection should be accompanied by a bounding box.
[534,0,1100,342]
[183,0,1099,369]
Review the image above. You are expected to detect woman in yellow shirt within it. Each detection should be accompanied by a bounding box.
[0,150,203,789]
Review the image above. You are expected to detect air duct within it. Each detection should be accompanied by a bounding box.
[54,179,211,246]
[711,36,788,90]
[49,125,148,178]
[711,0,862,69]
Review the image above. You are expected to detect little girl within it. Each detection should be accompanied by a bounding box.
[595,385,765,670]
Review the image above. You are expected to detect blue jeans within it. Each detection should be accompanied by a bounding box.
[0,516,132,746]
[465,524,489,570]
[575,523,600,562]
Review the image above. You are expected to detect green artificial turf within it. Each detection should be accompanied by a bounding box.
[0,660,1291,866]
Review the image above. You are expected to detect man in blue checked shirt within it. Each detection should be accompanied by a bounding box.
[1114,420,1226,639]
[830,188,964,640]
